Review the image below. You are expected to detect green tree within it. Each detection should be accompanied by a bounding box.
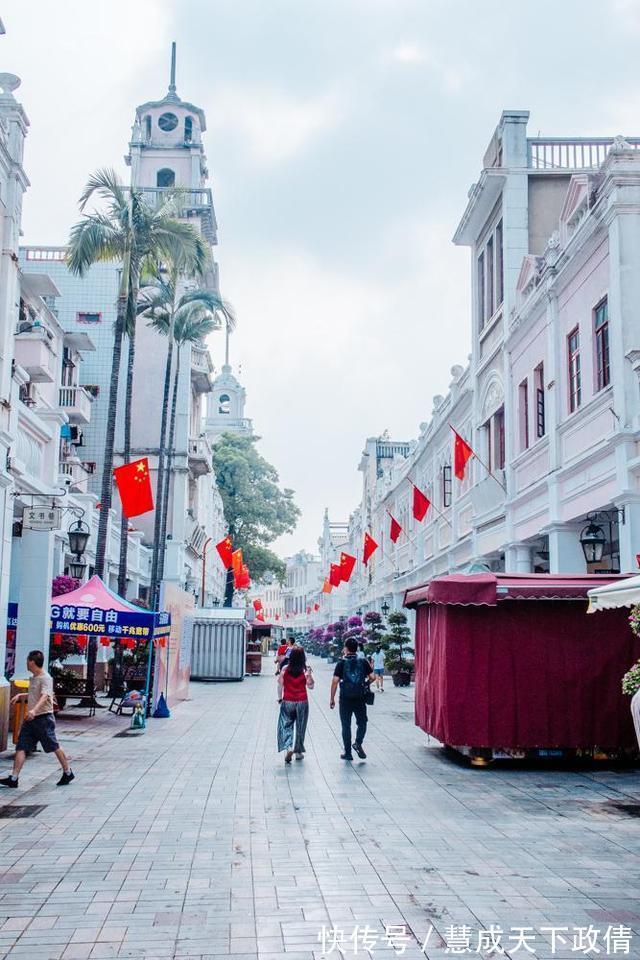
[67,169,206,699]
[138,270,234,604]
[67,169,206,580]
[363,610,386,655]
[212,433,300,603]
[383,611,414,679]
[146,285,232,589]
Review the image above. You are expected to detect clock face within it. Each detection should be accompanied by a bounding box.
[158,112,178,132]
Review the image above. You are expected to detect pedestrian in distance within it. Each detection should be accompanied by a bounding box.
[277,647,314,763]
[275,638,288,673]
[372,645,385,691]
[1,650,75,789]
[330,637,375,761]
[277,636,296,674]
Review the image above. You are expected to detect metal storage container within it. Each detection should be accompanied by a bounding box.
[187,609,248,680]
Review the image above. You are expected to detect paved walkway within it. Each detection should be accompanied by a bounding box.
[0,659,639,960]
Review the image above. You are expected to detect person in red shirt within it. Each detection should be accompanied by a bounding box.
[277,647,314,763]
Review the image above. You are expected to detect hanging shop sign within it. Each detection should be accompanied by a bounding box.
[22,506,62,532]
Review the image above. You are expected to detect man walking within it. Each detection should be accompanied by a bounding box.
[1,650,75,789]
[330,637,374,761]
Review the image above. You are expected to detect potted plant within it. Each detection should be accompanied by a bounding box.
[363,610,386,658]
[383,611,414,686]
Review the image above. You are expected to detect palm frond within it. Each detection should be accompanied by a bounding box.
[78,167,127,213]
[66,216,124,276]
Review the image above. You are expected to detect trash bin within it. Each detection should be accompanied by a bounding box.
[11,679,29,745]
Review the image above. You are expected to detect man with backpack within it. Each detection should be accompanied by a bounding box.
[330,637,375,760]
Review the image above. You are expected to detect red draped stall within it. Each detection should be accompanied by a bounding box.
[405,573,640,759]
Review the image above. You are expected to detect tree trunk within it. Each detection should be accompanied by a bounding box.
[158,347,180,586]
[148,333,175,610]
[223,566,235,608]
[117,325,136,597]
[109,325,136,698]
[87,292,127,702]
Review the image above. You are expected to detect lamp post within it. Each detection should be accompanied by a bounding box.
[381,600,390,617]
[67,519,90,580]
[579,508,625,569]
[579,522,606,565]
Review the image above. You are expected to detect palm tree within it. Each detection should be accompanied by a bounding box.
[139,273,235,607]
[67,169,207,698]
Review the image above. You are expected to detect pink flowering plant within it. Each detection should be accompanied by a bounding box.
[622,606,640,695]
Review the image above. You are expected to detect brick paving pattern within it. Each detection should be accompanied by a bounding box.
[0,658,639,959]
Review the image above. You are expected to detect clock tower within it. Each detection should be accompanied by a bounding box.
[126,42,219,289]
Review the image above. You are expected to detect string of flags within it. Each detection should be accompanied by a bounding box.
[214,429,484,615]
[215,535,252,590]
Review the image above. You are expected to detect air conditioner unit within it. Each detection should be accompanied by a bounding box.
[19,382,37,405]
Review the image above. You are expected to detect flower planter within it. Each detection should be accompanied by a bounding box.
[392,671,411,687]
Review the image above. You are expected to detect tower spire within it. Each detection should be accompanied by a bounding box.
[168,41,177,97]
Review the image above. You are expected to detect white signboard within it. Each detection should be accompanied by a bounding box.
[22,506,62,532]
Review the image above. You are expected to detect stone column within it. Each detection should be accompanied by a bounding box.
[546,524,586,574]
[14,527,54,679]
[504,542,533,573]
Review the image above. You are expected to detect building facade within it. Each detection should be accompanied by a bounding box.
[308,112,640,626]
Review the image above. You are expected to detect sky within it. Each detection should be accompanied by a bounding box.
[3,0,640,557]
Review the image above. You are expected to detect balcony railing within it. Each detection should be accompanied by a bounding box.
[528,137,640,171]
[188,437,212,476]
[136,187,218,243]
[59,386,93,424]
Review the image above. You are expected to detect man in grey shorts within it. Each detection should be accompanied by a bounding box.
[1,650,75,789]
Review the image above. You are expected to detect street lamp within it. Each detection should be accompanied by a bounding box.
[67,518,90,580]
[356,607,363,616]
[579,521,607,564]
[381,600,390,617]
[212,597,220,607]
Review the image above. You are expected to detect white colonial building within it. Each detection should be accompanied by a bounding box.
[0,54,153,746]
[312,111,640,624]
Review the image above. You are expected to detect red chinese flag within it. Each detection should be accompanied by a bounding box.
[412,485,431,522]
[216,536,233,569]
[390,515,402,543]
[256,611,265,622]
[314,603,320,611]
[238,564,250,589]
[329,564,342,588]
[453,428,474,480]
[306,606,311,614]
[113,458,154,519]
[253,598,263,611]
[363,532,378,565]
[340,552,356,583]
[275,614,280,621]
[322,578,333,594]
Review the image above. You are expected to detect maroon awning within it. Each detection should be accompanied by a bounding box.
[404,572,630,608]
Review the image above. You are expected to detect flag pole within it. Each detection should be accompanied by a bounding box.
[407,481,453,530]
[449,424,507,492]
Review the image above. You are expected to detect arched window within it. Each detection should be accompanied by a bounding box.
[157,168,175,188]
[184,117,193,143]
[144,115,152,141]
[218,394,231,415]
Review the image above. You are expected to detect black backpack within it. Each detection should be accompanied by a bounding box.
[340,657,367,701]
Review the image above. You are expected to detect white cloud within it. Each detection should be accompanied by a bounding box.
[207,86,346,165]
[390,43,426,65]
[384,40,468,92]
